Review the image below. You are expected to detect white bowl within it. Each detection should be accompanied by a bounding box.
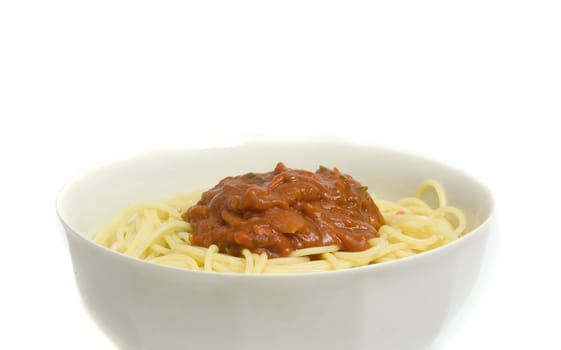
[57,141,494,350]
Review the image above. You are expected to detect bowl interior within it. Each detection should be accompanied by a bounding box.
[57,141,494,242]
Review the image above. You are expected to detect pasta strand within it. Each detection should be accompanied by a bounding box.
[94,181,467,273]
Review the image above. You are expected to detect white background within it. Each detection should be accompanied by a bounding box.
[1,0,560,349]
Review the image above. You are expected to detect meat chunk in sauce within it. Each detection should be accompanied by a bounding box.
[183,163,385,258]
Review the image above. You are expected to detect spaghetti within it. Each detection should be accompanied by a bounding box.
[94,179,467,273]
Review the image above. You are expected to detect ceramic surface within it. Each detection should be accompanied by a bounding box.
[57,141,495,350]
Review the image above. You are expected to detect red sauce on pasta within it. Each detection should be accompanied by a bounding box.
[183,163,384,258]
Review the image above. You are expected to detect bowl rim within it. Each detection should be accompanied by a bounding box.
[56,139,496,278]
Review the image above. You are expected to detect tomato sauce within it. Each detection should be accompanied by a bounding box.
[183,163,384,258]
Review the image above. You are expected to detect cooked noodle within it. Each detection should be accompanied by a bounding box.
[94,180,466,273]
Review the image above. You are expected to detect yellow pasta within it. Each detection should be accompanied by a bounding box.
[94,180,466,273]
